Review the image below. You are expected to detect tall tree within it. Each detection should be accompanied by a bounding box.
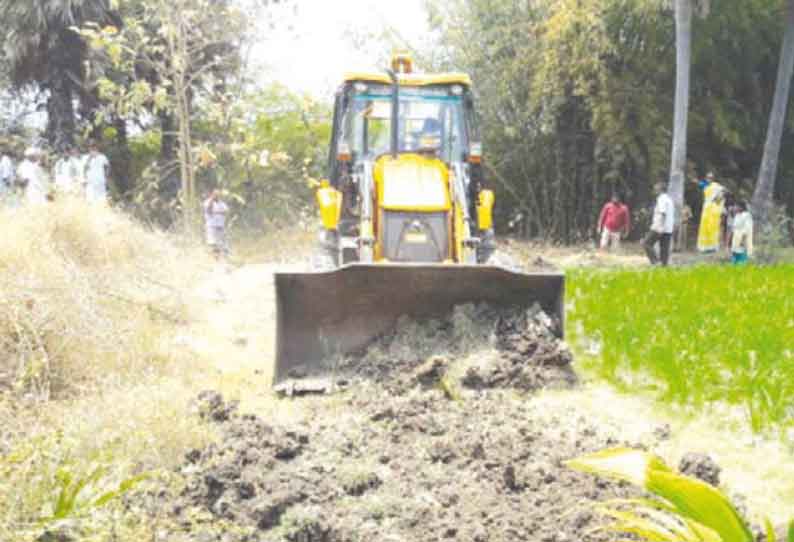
[752,0,794,224]
[0,0,116,150]
[80,0,245,228]
[668,0,693,223]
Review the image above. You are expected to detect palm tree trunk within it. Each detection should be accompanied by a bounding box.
[45,31,80,151]
[751,0,794,224]
[668,0,693,230]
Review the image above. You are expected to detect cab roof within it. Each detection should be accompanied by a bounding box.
[342,72,472,87]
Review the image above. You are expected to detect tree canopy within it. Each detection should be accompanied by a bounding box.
[1,0,792,241]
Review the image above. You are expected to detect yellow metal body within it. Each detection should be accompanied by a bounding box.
[274,53,567,391]
[373,154,451,212]
[477,190,495,230]
[343,72,472,88]
[316,180,342,230]
[370,153,456,262]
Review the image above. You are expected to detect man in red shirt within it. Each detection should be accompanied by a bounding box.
[598,193,630,251]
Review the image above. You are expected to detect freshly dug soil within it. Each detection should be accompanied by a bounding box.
[154,306,629,541]
[163,390,634,542]
[336,303,575,393]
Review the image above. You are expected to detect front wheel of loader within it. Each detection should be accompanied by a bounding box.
[484,250,521,272]
[310,229,339,271]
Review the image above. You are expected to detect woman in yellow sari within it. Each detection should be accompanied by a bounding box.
[694,172,725,252]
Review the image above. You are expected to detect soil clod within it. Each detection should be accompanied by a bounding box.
[679,451,722,487]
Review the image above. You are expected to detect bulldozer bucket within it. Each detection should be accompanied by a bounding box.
[273,264,564,391]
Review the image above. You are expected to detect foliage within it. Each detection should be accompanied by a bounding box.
[76,0,247,227]
[426,0,792,241]
[192,84,331,229]
[566,447,768,542]
[568,265,794,432]
[0,0,118,149]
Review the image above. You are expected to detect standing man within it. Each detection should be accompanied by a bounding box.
[203,189,230,259]
[644,182,675,266]
[53,147,82,196]
[17,148,50,205]
[84,142,110,203]
[597,192,630,252]
[0,145,14,200]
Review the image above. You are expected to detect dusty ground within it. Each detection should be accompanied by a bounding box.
[145,249,794,542]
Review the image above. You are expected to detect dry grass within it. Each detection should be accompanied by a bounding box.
[231,226,314,264]
[0,198,206,399]
[0,199,217,540]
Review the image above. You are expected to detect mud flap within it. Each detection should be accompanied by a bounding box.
[273,264,564,391]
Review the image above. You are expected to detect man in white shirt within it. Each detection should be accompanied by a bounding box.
[0,147,14,198]
[84,142,111,203]
[53,147,83,196]
[203,189,230,258]
[17,148,50,205]
[643,182,675,266]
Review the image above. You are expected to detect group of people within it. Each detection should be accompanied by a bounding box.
[0,142,111,206]
[694,172,753,263]
[597,172,754,267]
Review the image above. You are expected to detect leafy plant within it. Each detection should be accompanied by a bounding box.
[567,447,794,542]
[40,463,148,525]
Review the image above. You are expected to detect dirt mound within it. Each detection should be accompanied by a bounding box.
[161,390,635,542]
[336,303,574,393]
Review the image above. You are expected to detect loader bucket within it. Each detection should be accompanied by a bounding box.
[273,264,564,392]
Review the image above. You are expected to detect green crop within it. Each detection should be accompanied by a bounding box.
[568,264,794,432]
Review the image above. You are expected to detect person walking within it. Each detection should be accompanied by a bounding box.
[644,182,675,266]
[84,142,110,203]
[597,193,630,252]
[692,172,725,252]
[730,201,753,264]
[203,189,230,259]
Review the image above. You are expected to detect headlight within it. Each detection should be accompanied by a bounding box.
[450,85,463,96]
[354,82,368,93]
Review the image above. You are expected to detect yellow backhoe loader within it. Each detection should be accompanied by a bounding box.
[273,54,564,391]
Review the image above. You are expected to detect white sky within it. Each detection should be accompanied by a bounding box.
[252,0,430,98]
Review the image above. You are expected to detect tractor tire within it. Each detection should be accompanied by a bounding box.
[310,249,338,271]
[484,250,521,272]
